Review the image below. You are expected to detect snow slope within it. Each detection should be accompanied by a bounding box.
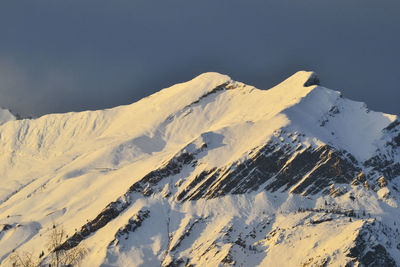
[0,71,400,266]
[0,108,15,126]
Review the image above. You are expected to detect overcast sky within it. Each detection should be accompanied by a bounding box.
[0,0,399,117]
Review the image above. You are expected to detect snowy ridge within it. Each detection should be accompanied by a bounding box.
[0,108,15,126]
[0,71,400,266]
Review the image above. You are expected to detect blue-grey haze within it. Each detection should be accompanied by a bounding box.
[0,0,399,117]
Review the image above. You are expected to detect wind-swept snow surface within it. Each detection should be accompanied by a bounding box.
[1,71,400,266]
[0,108,15,126]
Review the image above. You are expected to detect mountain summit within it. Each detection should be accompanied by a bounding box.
[0,72,399,266]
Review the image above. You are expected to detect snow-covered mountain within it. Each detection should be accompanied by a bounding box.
[1,71,400,266]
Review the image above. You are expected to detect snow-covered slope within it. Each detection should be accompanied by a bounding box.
[1,71,400,266]
[0,108,15,126]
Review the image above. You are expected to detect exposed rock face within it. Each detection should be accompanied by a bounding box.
[177,143,360,200]
[378,176,388,188]
[394,134,400,146]
[364,154,400,182]
[346,221,398,267]
[303,72,320,87]
[113,209,150,241]
[0,224,13,234]
[129,151,197,195]
[352,172,366,186]
[328,184,347,197]
[58,195,132,250]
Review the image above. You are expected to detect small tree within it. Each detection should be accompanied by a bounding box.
[9,223,87,267]
[9,251,38,267]
[47,223,87,267]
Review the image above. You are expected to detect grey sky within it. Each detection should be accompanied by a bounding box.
[0,0,399,117]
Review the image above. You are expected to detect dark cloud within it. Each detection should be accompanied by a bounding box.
[0,0,399,117]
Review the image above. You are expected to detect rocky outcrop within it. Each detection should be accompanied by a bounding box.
[112,209,150,242]
[57,195,132,250]
[378,176,388,188]
[129,151,197,194]
[352,172,366,186]
[0,224,13,235]
[346,221,398,267]
[303,72,320,87]
[177,142,360,200]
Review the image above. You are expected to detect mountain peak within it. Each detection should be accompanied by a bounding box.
[276,70,320,88]
[303,71,320,87]
[190,72,231,83]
